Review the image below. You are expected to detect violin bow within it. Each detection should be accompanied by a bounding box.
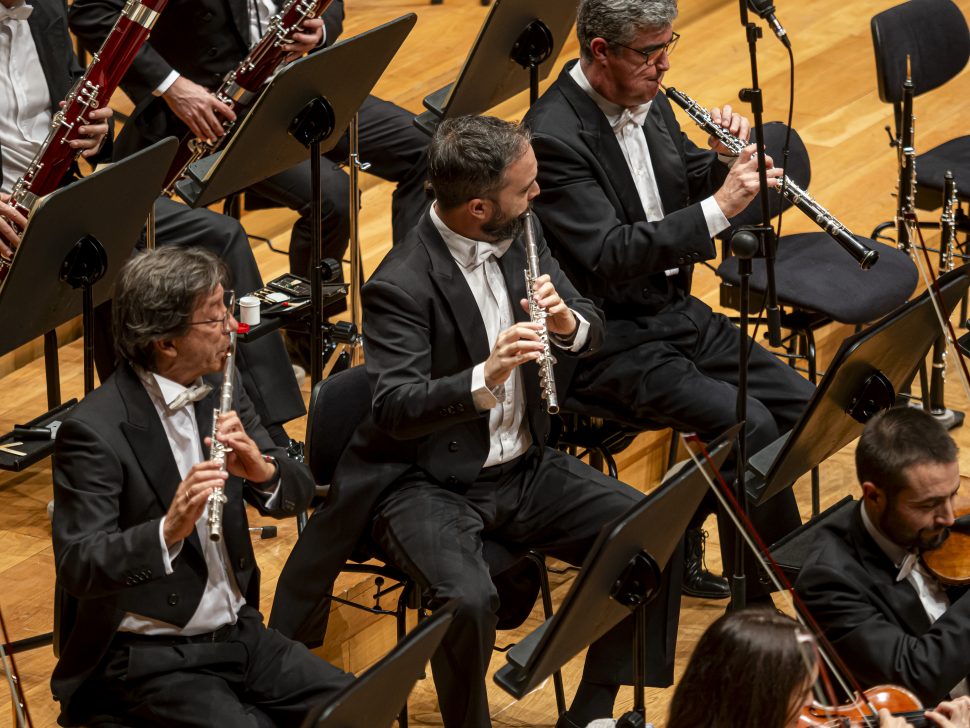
[681,433,885,723]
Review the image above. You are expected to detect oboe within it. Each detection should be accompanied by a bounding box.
[522,211,559,415]
[206,330,238,542]
[663,85,878,270]
[161,0,333,195]
[0,0,168,286]
[895,58,917,252]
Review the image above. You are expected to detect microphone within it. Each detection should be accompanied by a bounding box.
[747,0,791,48]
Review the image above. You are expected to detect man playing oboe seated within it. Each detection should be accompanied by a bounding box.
[282,114,681,728]
[50,246,352,727]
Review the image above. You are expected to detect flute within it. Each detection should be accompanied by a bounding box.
[663,85,878,270]
[522,211,559,415]
[206,330,237,542]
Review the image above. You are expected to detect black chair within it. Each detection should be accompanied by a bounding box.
[871,0,970,229]
[717,122,918,384]
[300,366,565,726]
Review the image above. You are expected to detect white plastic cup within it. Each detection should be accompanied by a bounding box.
[238,295,261,326]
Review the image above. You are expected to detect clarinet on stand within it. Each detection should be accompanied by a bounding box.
[894,58,917,254]
[927,171,964,428]
[207,328,240,542]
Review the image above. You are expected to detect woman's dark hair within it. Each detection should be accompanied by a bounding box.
[667,609,816,728]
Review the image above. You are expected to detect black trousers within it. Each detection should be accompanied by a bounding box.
[75,605,353,728]
[370,446,682,728]
[246,95,430,278]
[569,296,816,593]
[92,196,305,429]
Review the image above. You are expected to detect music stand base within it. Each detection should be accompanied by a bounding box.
[930,406,965,430]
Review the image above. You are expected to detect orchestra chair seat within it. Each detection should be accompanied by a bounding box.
[299,365,566,726]
[716,122,918,385]
[871,0,970,229]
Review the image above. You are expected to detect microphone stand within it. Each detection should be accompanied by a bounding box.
[727,0,783,611]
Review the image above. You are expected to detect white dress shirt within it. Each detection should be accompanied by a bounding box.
[154,0,327,96]
[117,371,250,636]
[568,62,730,275]
[430,205,589,467]
[861,504,969,698]
[0,2,51,194]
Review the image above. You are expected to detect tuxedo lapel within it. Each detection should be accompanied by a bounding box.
[644,100,688,215]
[226,0,253,47]
[848,507,933,633]
[420,215,491,365]
[26,0,76,107]
[556,65,646,225]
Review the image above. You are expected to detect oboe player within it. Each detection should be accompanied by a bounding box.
[524,0,816,606]
[50,247,352,727]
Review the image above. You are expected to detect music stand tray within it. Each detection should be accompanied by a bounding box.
[173,14,417,209]
[0,139,177,471]
[414,0,577,134]
[494,428,736,701]
[746,264,970,505]
[301,606,454,728]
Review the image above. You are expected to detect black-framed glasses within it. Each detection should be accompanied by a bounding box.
[615,31,680,66]
[188,289,235,334]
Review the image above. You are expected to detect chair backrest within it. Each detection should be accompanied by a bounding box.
[305,366,372,485]
[722,121,812,234]
[871,0,970,105]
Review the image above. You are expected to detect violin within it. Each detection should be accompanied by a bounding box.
[922,510,970,587]
[799,684,930,726]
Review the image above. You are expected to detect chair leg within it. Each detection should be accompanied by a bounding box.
[666,429,679,470]
[811,465,820,518]
[527,551,567,717]
[397,583,412,728]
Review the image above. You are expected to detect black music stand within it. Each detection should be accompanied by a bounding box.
[494,429,736,725]
[301,605,454,728]
[173,15,417,385]
[745,264,970,507]
[414,0,577,135]
[0,139,177,472]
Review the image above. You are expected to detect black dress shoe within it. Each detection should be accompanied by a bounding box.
[682,528,730,599]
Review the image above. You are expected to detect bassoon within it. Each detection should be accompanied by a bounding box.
[0,0,169,286]
[161,0,334,196]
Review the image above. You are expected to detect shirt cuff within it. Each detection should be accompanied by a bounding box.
[158,516,181,575]
[153,70,180,97]
[549,309,590,352]
[471,362,499,412]
[702,195,731,238]
[249,477,283,509]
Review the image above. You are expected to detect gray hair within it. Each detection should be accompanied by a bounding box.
[428,115,532,210]
[577,0,678,62]
[112,246,228,371]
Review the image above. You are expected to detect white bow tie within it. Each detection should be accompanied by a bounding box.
[455,238,514,270]
[0,4,33,21]
[165,383,213,413]
[611,104,651,133]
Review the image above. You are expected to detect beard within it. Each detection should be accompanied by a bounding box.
[879,509,949,552]
[481,206,525,241]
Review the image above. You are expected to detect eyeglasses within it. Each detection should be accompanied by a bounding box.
[188,289,235,334]
[615,31,680,66]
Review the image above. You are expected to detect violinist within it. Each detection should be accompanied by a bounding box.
[795,407,970,706]
[667,608,970,728]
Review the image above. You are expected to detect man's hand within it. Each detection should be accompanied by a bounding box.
[163,460,227,546]
[926,697,970,727]
[162,76,236,143]
[206,410,276,484]
[282,17,324,62]
[707,104,750,155]
[0,194,27,258]
[712,144,783,218]
[67,104,113,158]
[520,274,577,337]
[484,322,545,390]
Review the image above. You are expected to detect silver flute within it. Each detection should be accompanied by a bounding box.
[207,330,238,542]
[522,211,559,415]
[663,85,878,270]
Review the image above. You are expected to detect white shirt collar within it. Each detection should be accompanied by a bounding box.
[860,502,915,581]
[568,61,652,127]
[430,203,513,270]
